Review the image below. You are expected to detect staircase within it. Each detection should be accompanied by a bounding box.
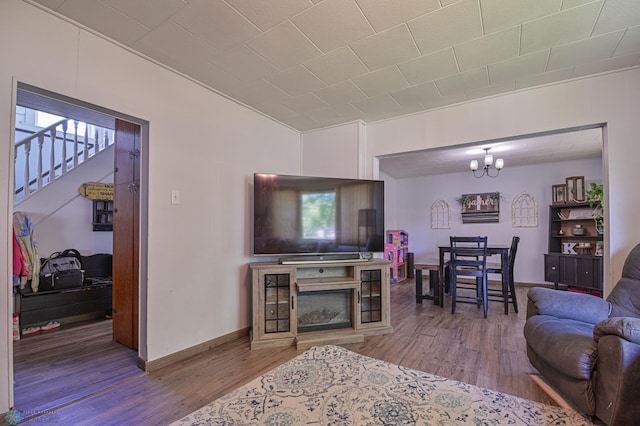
[14,115,115,204]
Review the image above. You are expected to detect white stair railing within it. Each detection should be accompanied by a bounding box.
[14,119,115,203]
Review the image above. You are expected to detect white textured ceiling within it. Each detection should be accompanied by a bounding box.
[29,0,640,134]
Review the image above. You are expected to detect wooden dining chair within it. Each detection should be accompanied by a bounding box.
[485,236,520,314]
[448,236,489,318]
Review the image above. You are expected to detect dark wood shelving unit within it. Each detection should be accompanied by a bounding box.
[545,202,603,294]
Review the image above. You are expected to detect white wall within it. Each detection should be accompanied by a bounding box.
[383,157,602,284]
[0,0,301,412]
[302,121,362,178]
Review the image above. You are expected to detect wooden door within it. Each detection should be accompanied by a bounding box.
[112,119,140,349]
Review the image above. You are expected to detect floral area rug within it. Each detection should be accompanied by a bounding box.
[172,345,592,425]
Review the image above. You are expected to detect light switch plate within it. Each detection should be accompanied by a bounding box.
[171,189,180,204]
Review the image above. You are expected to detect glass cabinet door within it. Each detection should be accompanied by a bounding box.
[360,269,382,324]
[264,273,290,333]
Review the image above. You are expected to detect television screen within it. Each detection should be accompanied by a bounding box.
[253,174,385,256]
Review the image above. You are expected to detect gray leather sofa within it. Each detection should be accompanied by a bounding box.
[524,244,640,425]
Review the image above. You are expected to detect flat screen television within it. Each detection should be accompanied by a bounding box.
[253,173,385,258]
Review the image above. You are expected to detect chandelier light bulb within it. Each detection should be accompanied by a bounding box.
[495,158,504,170]
[470,159,479,171]
[484,153,493,167]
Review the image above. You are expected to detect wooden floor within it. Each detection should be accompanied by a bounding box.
[9,278,554,425]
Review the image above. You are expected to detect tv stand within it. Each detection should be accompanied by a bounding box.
[249,259,393,350]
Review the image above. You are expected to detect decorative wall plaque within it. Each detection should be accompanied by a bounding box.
[459,192,500,223]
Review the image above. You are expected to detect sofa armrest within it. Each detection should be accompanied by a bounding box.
[594,317,640,344]
[595,334,640,425]
[527,287,610,323]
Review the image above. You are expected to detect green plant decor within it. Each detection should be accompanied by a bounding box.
[586,182,604,233]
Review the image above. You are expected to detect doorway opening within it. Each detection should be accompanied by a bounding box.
[10,83,148,417]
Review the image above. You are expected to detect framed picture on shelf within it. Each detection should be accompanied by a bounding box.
[565,176,585,202]
[552,184,567,205]
[595,241,604,256]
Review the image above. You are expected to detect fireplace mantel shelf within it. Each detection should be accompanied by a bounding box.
[296,280,360,292]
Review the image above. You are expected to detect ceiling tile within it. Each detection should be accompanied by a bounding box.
[33,0,65,8]
[185,63,244,96]
[282,93,328,113]
[614,26,640,57]
[480,0,561,34]
[571,53,640,78]
[521,2,602,54]
[350,24,420,70]
[562,0,597,8]
[352,66,409,97]
[102,0,186,29]
[421,91,467,110]
[408,0,482,55]
[210,45,280,83]
[57,0,148,46]
[355,0,440,32]
[268,66,327,97]
[285,115,321,131]
[291,0,374,52]
[225,0,311,31]
[397,48,459,85]
[594,0,640,35]
[434,67,489,96]
[390,81,440,105]
[247,21,322,70]
[352,94,400,115]
[488,50,549,85]
[515,68,573,90]
[132,21,219,71]
[232,80,292,107]
[329,103,366,121]
[171,0,260,51]
[257,102,299,122]
[304,107,345,124]
[454,27,520,71]
[466,81,516,101]
[303,47,369,85]
[314,81,367,104]
[547,30,624,71]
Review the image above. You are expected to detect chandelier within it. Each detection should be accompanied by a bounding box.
[470,148,504,178]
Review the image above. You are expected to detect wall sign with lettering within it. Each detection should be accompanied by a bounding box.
[459,192,500,223]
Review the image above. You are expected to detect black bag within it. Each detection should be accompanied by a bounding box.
[39,269,84,291]
[40,249,83,276]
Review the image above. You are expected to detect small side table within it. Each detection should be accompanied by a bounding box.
[415,258,445,307]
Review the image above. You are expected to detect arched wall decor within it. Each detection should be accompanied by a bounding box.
[512,193,538,227]
[431,199,451,229]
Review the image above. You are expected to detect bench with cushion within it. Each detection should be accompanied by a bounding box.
[16,253,112,331]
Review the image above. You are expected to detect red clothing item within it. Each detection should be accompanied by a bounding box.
[12,229,28,276]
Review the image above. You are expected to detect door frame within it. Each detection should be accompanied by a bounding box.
[8,82,150,399]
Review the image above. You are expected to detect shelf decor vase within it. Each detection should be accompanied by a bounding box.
[572,224,586,236]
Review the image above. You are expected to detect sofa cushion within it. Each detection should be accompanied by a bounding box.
[524,315,597,380]
[527,287,610,323]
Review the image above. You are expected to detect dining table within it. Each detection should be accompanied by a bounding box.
[437,243,511,315]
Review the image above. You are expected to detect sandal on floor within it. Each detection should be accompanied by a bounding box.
[22,326,41,335]
[41,321,60,331]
